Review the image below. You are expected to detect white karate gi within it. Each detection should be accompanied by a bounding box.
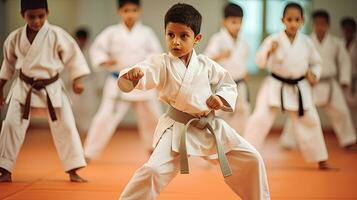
[344,37,357,129]
[84,22,163,159]
[204,28,250,134]
[243,31,328,162]
[61,45,103,133]
[0,21,89,172]
[280,33,356,148]
[117,50,270,200]
[347,37,357,85]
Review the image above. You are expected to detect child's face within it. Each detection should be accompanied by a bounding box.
[223,17,242,37]
[282,8,303,36]
[312,17,329,37]
[21,8,48,32]
[165,22,202,58]
[118,3,140,27]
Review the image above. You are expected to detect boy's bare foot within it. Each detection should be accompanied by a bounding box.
[318,161,339,171]
[0,168,12,182]
[344,143,357,151]
[67,168,87,183]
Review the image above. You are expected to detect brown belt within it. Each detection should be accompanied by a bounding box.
[166,106,232,178]
[19,70,59,121]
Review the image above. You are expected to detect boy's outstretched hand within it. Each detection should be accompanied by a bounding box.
[72,77,85,94]
[206,95,224,110]
[124,67,144,81]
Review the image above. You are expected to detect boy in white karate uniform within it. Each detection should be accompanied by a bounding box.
[341,17,357,128]
[117,3,270,200]
[205,3,250,134]
[0,0,89,182]
[84,0,162,160]
[280,10,357,150]
[243,3,333,169]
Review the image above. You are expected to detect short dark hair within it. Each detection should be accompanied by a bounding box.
[21,0,48,13]
[75,28,89,40]
[283,2,303,18]
[164,3,202,36]
[224,3,243,18]
[312,9,330,24]
[340,17,356,30]
[117,0,140,8]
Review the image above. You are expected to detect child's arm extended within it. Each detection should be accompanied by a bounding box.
[306,38,322,86]
[0,32,17,108]
[255,37,278,69]
[57,29,90,94]
[117,55,166,93]
[208,60,238,112]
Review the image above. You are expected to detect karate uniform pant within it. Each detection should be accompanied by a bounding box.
[243,86,328,162]
[280,81,357,148]
[84,96,162,159]
[0,95,86,172]
[219,83,250,134]
[119,130,270,200]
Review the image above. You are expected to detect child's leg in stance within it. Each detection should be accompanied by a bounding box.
[119,130,180,200]
[288,107,334,170]
[48,95,87,182]
[280,119,298,149]
[224,137,270,200]
[244,83,278,147]
[84,97,131,160]
[0,100,30,182]
[134,99,161,154]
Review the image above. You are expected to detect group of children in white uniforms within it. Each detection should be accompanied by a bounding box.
[280,10,357,150]
[0,0,356,199]
[340,17,357,129]
[83,0,163,160]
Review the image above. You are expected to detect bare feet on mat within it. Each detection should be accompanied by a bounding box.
[318,161,339,171]
[67,168,87,183]
[0,168,12,182]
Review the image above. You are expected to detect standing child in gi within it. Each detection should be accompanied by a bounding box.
[204,3,250,133]
[0,0,90,182]
[83,0,163,160]
[243,2,333,169]
[117,3,270,200]
[340,17,357,128]
[280,10,357,150]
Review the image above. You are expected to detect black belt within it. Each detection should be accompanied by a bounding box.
[271,73,305,117]
[19,70,59,121]
[234,79,250,103]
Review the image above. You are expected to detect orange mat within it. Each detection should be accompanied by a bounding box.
[0,127,356,200]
